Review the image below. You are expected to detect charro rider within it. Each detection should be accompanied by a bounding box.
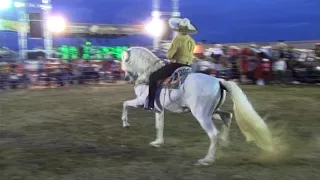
[145,17,198,111]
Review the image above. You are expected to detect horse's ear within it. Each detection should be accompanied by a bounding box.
[122,51,129,62]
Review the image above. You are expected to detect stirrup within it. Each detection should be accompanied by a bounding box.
[143,97,149,109]
[144,107,160,113]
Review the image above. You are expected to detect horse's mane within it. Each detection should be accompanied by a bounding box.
[128,47,160,61]
[125,47,164,81]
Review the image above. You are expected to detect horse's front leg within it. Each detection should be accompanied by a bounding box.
[122,99,141,128]
[150,112,164,147]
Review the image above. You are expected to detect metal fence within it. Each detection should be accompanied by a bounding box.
[1,69,319,91]
[0,70,126,90]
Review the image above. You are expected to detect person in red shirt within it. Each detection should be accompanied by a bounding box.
[256,58,272,85]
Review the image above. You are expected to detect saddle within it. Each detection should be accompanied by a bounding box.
[161,67,192,89]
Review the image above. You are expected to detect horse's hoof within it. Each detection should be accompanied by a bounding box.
[219,140,230,147]
[195,158,214,166]
[224,114,233,126]
[123,123,130,129]
[149,140,163,147]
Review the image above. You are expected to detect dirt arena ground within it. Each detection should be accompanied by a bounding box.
[0,84,319,180]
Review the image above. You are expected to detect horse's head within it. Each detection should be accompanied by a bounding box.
[121,47,165,82]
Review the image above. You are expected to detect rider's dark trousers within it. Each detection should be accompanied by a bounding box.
[148,63,189,108]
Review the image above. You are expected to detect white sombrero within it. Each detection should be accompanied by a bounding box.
[229,45,240,50]
[214,44,223,48]
[168,17,198,34]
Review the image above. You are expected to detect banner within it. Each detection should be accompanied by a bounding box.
[68,24,144,35]
[0,19,29,32]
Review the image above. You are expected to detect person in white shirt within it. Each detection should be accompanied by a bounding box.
[272,58,287,84]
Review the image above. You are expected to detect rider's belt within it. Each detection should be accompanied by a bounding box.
[173,61,191,66]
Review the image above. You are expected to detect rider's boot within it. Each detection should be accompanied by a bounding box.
[144,97,159,112]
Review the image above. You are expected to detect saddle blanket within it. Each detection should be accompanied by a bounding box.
[161,67,192,89]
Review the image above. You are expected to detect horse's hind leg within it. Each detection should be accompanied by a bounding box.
[214,110,233,146]
[214,110,232,126]
[191,110,219,166]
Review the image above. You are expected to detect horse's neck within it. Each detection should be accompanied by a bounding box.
[127,47,165,83]
[136,61,164,83]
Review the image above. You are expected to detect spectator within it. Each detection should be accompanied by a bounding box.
[257,51,272,85]
[37,56,45,73]
[273,58,287,84]
[0,63,9,89]
[240,48,252,83]
[247,58,257,84]
[20,70,32,88]
[229,46,240,80]
[215,58,223,78]
[57,64,70,86]
[315,43,320,59]
[220,58,232,80]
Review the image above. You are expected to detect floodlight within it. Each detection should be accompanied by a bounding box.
[145,18,164,37]
[151,11,161,18]
[47,16,66,33]
[14,2,26,8]
[0,0,12,10]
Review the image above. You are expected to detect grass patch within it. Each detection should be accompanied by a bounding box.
[0,85,319,180]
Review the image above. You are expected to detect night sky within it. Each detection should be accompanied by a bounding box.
[1,0,319,50]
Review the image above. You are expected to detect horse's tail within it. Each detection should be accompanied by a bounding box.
[220,80,274,152]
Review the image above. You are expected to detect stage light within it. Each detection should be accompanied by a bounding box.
[0,0,12,10]
[47,16,66,33]
[145,17,164,37]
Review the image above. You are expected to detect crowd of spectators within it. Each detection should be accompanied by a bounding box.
[198,42,320,85]
[1,42,319,90]
[0,56,124,90]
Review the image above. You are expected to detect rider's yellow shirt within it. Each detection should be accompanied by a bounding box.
[167,34,196,65]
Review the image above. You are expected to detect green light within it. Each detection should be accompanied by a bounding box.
[115,53,122,59]
[59,45,69,60]
[102,47,109,53]
[69,46,79,60]
[57,45,129,61]
[82,46,91,60]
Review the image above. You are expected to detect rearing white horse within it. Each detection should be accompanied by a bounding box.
[121,47,274,165]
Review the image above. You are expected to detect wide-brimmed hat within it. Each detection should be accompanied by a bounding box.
[168,17,198,34]
[206,48,224,55]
